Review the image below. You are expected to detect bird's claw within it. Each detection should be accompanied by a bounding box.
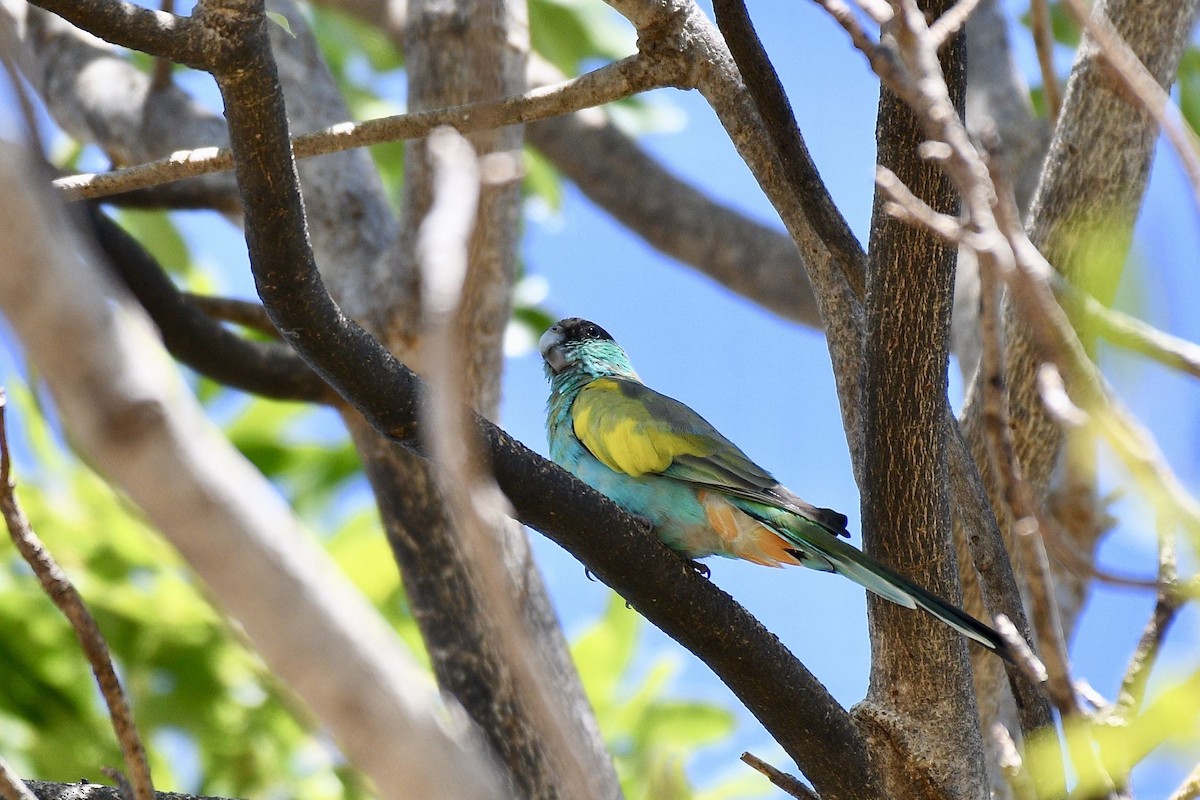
[689,560,712,579]
[584,567,597,582]
[632,513,654,534]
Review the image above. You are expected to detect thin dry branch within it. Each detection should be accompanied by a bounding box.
[989,722,1039,800]
[1113,529,1183,719]
[0,390,156,800]
[928,0,984,47]
[0,757,37,800]
[740,753,819,800]
[55,53,673,200]
[1030,0,1061,123]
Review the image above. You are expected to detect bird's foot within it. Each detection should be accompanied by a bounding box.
[631,513,654,534]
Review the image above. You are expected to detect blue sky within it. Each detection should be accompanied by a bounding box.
[1,0,1198,796]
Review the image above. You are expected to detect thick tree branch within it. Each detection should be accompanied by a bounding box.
[710,0,866,300]
[195,2,878,796]
[855,4,990,798]
[26,0,209,69]
[87,207,334,404]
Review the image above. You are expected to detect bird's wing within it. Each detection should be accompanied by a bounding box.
[571,378,848,535]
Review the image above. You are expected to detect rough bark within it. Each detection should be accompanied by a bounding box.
[854,11,988,800]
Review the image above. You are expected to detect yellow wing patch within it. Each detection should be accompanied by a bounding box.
[572,378,710,477]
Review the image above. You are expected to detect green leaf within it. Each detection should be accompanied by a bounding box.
[572,594,641,710]
[266,10,295,38]
[529,0,634,74]
[524,145,564,212]
[636,701,735,749]
[310,5,403,74]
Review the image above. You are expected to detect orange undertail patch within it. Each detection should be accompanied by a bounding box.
[698,490,802,567]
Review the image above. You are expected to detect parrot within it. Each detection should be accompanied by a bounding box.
[540,316,1013,662]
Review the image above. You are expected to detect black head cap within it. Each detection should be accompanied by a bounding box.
[555,317,614,343]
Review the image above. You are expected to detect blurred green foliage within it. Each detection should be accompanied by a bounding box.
[0,381,757,799]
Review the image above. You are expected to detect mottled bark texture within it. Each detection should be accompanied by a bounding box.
[855,9,988,800]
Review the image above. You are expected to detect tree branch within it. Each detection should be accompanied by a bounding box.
[55,54,675,201]
[26,0,209,69]
[0,390,156,800]
[87,207,335,404]
[854,4,992,798]
[710,0,866,299]
[195,1,878,795]
[0,142,506,800]
[5,1,228,187]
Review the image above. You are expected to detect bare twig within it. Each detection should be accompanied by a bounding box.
[928,0,984,48]
[740,752,820,800]
[1113,527,1182,718]
[0,389,156,800]
[1030,0,1061,123]
[994,614,1048,685]
[1062,0,1200,208]
[969,155,1080,729]
[0,755,37,800]
[56,54,672,200]
[876,166,968,244]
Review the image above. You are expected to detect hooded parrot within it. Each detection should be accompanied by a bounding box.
[540,316,1012,662]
